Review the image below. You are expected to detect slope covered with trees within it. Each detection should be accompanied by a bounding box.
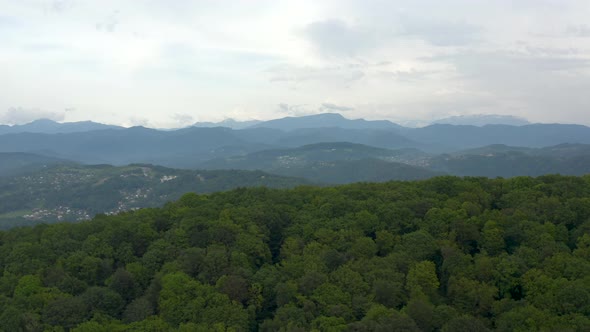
[0,152,74,177]
[429,143,590,178]
[1,175,589,331]
[0,164,308,229]
[201,143,435,183]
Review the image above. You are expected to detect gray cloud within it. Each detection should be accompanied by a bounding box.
[277,103,315,117]
[302,19,377,56]
[427,52,590,75]
[3,1,590,127]
[423,51,590,123]
[128,116,149,127]
[1,107,65,125]
[171,113,194,125]
[399,17,482,46]
[267,64,365,84]
[320,103,354,112]
[566,24,590,37]
[21,42,65,52]
[46,0,76,13]
[0,15,20,29]
[301,15,482,58]
[96,11,120,33]
[378,69,438,82]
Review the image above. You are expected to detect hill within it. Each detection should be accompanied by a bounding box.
[201,142,435,183]
[0,127,274,167]
[403,123,590,151]
[0,152,75,177]
[0,176,588,330]
[432,114,530,126]
[0,119,123,134]
[273,127,423,150]
[428,143,590,177]
[193,118,262,129]
[0,164,308,229]
[1,114,590,167]
[250,113,402,131]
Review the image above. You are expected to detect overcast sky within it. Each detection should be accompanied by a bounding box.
[1,0,590,127]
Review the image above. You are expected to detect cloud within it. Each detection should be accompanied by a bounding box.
[300,15,482,58]
[0,107,66,125]
[96,11,120,33]
[0,15,20,29]
[267,64,365,84]
[566,24,590,37]
[46,0,76,13]
[277,103,315,117]
[171,113,194,126]
[301,19,377,56]
[399,17,482,46]
[127,116,149,127]
[21,42,65,52]
[427,51,590,75]
[422,51,590,123]
[3,1,590,127]
[320,103,354,112]
[378,69,438,82]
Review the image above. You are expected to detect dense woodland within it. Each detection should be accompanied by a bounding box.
[0,164,307,229]
[1,175,590,331]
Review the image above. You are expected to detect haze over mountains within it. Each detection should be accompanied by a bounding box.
[0,112,537,136]
[2,113,590,167]
[2,111,590,227]
[0,119,123,135]
[431,114,530,127]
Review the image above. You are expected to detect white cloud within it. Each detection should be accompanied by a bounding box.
[0,107,66,125]
[1,0,590,126]
[301,19,378,56]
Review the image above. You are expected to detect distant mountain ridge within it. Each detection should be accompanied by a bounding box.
[193,118,262,129]
[0,119,123,134]
[1,113,590,169]
[200,142,436,184]
[0,152,75,177]
[428,143,590,177]
[432,114,530,126]
[402,123,590,151]
[249,113,403,131]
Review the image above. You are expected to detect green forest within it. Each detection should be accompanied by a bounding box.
[1,175,590,331]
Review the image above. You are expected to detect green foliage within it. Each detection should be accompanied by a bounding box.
[0,175,588,330]
[0,164,308,229]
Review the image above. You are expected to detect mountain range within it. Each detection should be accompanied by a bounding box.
[431,114,530,126]
[249,113,402,131]
[2,110,590,228]
[428,143,590,177]
[0,119,123,134]
[2,114,590,167]
[192,118,261,129]
[1,112,590,183]
[201,142,436,183]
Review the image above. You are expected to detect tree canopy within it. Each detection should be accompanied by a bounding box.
[1,175,589,331]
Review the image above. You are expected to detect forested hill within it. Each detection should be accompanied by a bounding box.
[0,164,308,229]
[0,152,75,177]
[1,175,589,331]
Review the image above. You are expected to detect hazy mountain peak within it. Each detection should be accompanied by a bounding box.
[28,118,59,125]
[0,119,123,135]
[193,118,261,129]
[432,114,530,127]
[250,113,401,131]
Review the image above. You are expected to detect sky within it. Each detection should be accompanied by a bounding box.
[1,0,590,128]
